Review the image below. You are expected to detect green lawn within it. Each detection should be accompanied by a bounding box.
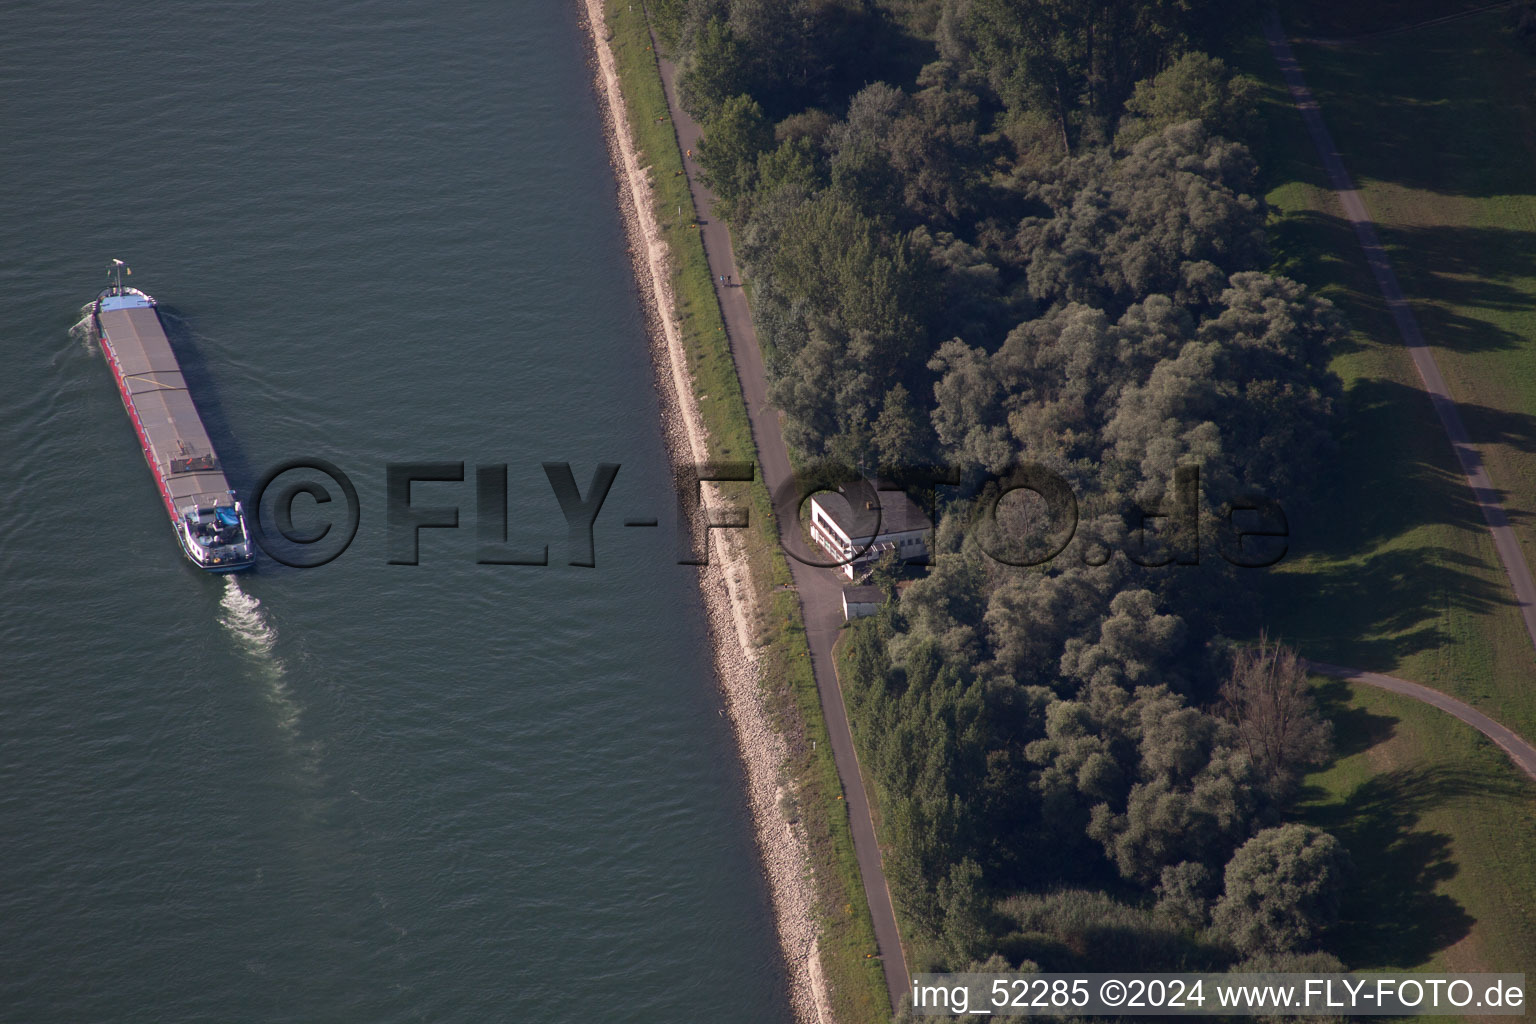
[1300,678,1536,975]
[1236,8,1536,743]
[1281,2,1536,581]
[1235,1,1536,988]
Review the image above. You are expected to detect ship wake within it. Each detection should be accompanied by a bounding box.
[68,303,98,353]
[218,577,303,738]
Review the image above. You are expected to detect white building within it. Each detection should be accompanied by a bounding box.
[809,484,933,580]
[841,585,887,621]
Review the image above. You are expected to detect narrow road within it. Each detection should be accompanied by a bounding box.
[648,43,912,1013]
[1305,661,1536,782]
[1265,15,1536,656]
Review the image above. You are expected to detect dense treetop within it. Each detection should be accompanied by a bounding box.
[659,0,1349,973]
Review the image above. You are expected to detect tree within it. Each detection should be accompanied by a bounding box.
[930,225,1343,529]
[919,230,1029,349]
[1212,824,1349,955]
[1014,123,1267,315]
[1219,637,1332,803]
[760,194,934,458]
[1085,727,1257,884]
[828,83,909,223]
[1156,860,1216,930]
[1114,52,1261,149]
[1233,949,1345,974]
[866,547,906,596]
[677,17,751,122]
[827,80,993,230]
[967,0,1087,153]
[1181,271,1345,499]
[753,135,824,202]
[675,0,890,120]
[697,94,772,217]
[648,0,688,48]
[967,0,1239,152]
[1059,589,1189,691]
[994,888,1226,971]
[872,383,932,469]
[938,858,992,966]
[890,543,988,665]
[1027,682,1259,885]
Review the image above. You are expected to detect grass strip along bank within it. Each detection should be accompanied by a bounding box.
[599,2,891,1020]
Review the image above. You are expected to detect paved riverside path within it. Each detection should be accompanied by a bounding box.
[648,46,912,1012]
[1265,15,1536,656]
[1305,661,1536,782]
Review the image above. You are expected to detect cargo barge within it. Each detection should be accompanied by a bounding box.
[93,261,255,572]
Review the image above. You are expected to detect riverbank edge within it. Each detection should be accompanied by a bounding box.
[577,2,890,1022]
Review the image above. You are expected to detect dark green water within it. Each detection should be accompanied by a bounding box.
[0,3,791,1020]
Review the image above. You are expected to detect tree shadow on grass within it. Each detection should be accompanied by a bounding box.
[1299,763,1523,967]
[1265,209,1382,348]
[1311,678,1398,758]
[1262,368,1533,665]
[1267,209,1536,360]
[1288,20,1536,201]
[1458,397,1536,456]
[1382,223,1536,357]
[1267,546,1503,666]
[1311,378,1510,545]
[1382,223,1536,311]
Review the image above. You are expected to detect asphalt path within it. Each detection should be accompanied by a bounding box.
[1305,661,1536,782]
[1267,14,1536,783]
[1265,14,1536,656]
[648,43,912,1013]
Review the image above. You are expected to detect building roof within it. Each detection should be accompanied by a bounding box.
[841,585,886,605]
[813,484,933,540]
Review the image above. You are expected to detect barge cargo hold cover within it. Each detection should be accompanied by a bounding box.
[94,263,254,572]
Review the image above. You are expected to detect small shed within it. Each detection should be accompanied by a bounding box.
[841,585,887,622]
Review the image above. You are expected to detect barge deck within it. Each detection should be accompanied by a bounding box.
[94,264,254,571]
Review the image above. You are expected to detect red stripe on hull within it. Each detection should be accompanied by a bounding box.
[99,322,180,526]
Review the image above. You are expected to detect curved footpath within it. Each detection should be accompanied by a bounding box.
[1265,14,1536,657]
[648,42,912,1014]
[1304,661,1536,782]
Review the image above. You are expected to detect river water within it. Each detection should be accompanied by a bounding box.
[0,3,790,1020]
